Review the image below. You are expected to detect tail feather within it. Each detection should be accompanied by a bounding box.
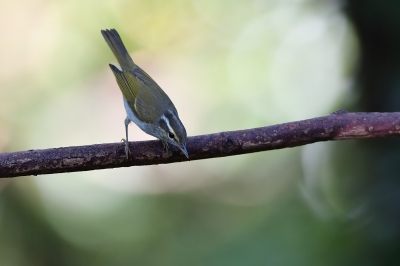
[101,29,136,71]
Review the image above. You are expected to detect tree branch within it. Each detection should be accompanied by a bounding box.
[1,111,400,178]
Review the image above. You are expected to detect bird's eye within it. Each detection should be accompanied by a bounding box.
[168,132,175,139]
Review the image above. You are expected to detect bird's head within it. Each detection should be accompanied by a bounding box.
[157,110,188,158]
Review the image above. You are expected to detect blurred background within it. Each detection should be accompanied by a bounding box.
[0,0,399,265]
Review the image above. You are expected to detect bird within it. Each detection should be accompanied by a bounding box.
[101,29,188,159]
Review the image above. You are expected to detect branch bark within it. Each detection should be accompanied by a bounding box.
[1,111,400,178]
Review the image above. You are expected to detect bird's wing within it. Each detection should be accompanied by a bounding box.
[109,64,174,123]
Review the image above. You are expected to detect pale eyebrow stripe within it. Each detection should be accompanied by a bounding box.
[161,115,176,136]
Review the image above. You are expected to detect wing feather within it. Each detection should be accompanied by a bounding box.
[109,64,177,123]
[109,64,140,102]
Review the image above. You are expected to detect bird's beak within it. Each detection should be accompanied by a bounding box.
[179,144,189,159]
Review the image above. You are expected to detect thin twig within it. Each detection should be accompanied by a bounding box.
[1,111,400,178]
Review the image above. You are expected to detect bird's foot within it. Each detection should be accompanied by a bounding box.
[121,138,130,159]
[161,140,169,153]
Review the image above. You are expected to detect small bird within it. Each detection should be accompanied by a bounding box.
[101,29,188,159]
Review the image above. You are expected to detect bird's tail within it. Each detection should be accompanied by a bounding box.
[101,29,136,71]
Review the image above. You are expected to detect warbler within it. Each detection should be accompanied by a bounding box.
[101,29,188,159]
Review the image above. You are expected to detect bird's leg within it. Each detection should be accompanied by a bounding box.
[121,117,131,159]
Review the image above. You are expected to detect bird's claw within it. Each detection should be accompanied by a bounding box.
[161,140,169,153]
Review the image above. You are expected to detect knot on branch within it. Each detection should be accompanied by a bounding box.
[221,134,240,154]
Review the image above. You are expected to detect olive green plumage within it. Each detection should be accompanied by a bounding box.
[109,64,178,124]
[101,29,188,158]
